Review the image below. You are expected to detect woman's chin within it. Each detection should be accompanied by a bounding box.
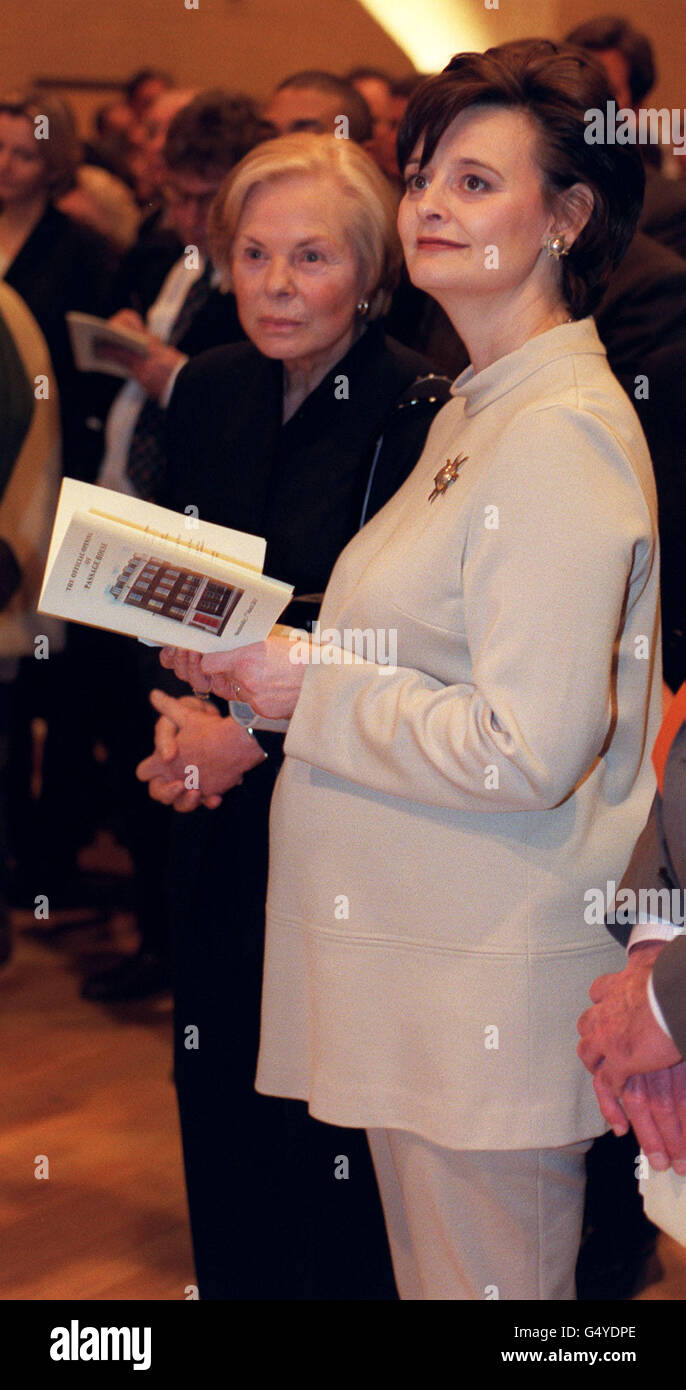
[250,335,296,360]
[408,258,468,291]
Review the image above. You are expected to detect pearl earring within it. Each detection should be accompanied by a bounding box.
[545,234,569,260]
[356,299,370,317]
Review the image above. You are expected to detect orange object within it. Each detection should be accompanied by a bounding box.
[653,682,686,795]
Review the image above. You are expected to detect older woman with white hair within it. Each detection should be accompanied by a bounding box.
[137,132,450,1299]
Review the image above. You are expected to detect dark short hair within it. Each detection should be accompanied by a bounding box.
[397,40,645,318]
[275,70,372,143]
[565,16,655,105]
[124,68,173,104]
[164,90,271,180]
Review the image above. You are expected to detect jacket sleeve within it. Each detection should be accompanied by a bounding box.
[604,792,678,946]
[653,937,686,1056]
[284,406,657,812]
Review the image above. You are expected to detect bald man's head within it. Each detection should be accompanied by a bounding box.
[264,71,372,143]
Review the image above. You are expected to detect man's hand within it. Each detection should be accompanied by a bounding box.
[578,944,681,1089]
[621,1064,686,1175]
[108,309,146,335]
[97,311,185,399]
[136,690,266,812]
[592,1061,686,1173]
[578,943,685,1169]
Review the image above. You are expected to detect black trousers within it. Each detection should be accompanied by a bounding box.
[169,741,397,1300]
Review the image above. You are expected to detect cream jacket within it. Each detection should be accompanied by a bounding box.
[256,319,663,1150]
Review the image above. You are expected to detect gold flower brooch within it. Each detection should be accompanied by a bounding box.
[428,453,469,503]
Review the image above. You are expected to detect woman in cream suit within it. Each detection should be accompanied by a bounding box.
[162,42,662,1299]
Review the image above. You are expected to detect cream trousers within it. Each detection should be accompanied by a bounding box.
[367,1128,592,1300]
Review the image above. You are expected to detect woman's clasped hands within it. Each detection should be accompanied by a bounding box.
[136,691,265,812]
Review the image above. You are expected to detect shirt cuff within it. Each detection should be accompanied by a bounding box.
[647,970,677,1042]
[160,355,189,408]
[627,917,686,950]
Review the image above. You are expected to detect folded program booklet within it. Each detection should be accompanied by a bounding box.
[66,312,150,378]
[640,1160,686,1247]
[38,480,293,653]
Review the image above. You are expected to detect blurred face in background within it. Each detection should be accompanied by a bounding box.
[0,112,50,207]
[594,49,634,110]
[351,75,399,179]
[230,173,367,373]
[161,166,224,255]
[392,89,411,131]
[100,100,141,143]
[130,76,169,120]
[135,89,195,202]
[263,86,343,137]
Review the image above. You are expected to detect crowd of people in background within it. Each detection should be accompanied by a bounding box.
[0,14,685,1301]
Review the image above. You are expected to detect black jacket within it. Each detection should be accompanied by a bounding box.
[595,231,686,689]
[110,207,182,317]
[92,274,247,484]
[640,167,686,260]
[4,204,115,479]
[163,320,451,619]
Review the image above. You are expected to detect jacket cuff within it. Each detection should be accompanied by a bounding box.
[647,971,676,1040]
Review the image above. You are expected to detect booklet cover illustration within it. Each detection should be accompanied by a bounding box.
[108,553,243,637]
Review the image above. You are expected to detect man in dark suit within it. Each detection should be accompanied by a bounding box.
[578,684,686,1174]
[107,88,197,319]
[95,90,269,502]
[641,166,686,261]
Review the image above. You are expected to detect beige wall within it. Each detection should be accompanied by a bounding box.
[4,0,684,128]
[4,0,411,103]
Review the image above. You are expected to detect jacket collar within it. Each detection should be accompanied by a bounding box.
[450,317,606,417]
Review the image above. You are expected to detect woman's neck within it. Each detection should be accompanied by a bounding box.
[0,192,49,258]
[438,282,572,375]
[282,321,366,423]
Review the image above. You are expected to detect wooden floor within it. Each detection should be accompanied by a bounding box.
[1,844,685,1302]
[0,896,195,1301]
